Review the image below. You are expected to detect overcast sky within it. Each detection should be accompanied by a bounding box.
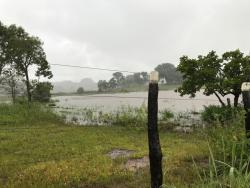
[0,0,250,82]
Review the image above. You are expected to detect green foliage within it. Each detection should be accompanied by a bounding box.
[76,87,84,94]
[32,82,53,102]
[0,103,63,126]
[0,64,24,103]
[194,123,250,187]
[0,21,53,102]
[97,72,149,92]
[177,49,250,107]
[155,63,182,84]
[97,80,109,92]
[201,105,243,125]
[160,109,174,121]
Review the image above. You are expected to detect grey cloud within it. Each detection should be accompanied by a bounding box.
[0,0,249,81]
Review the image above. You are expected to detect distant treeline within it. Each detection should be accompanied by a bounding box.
[97,63,182,92]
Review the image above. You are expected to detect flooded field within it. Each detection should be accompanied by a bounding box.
[52,90,236,125]
[53,90,232,113]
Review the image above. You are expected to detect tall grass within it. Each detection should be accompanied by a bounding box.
[0,103,63,126]
[194,119,250,187]
[194,141,250,187]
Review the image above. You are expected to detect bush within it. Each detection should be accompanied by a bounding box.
[159,109,174,121]
[76,87,84,94]
[32,82,53,103]
[201,105,244,125]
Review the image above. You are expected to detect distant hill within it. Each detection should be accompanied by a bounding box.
[52,78,98,93]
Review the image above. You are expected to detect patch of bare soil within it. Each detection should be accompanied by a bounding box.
[108,149,135,159]
[125,156,149,171]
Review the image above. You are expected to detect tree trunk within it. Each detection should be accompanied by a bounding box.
[11,85,16,104]
[25,71,31,102]
[234,94,240,107]
[227,98,231,107]
[214,91,225,107]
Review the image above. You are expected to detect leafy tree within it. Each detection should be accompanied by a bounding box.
[112,72,125,87]
[108,77,118,89]
[155,63,182,84]
[1,65,24,103]
[222,50,250,106]
[0,21,13,78]
[133,73,143,84]
[176,50,250,107]
[125,72,148,85]
[32,82,53,102]
[76,87,84,94]
[140,72,149,83]
[97,80,108,92]
[4,24,52,102]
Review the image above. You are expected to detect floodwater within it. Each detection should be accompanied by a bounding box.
[53,90,234,113]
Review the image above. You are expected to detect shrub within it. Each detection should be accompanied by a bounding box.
[32,82,53,103]
[159,109,174,121]
[201,105,244,125]
[76,87,84,94]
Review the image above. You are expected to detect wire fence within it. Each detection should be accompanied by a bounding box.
[0,63,221,168]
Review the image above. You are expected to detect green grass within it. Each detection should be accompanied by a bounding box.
[0,125,207,187]
[2,103,250,187]
[0,124,207,187]
[0,103,63,126]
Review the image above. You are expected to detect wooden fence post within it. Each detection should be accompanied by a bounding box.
[241,82,250,138]
[148,71,163,188]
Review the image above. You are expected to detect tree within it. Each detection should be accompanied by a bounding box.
[222,50,250,106]
[97,80,108,92]
[32,82,53,102]
[112,72,125,87]
[0,21,13,78]
[1,65,23,103]
[155,63,182,84]
[176,50,250,107]
[140,72,149,83]
[5,24,52,102]
[108,77,117,89]
[76,87,84,94]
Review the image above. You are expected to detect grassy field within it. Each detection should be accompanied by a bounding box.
[1,103,249,187]
[0,108,208,187]
[0,125,208,188]
[0,126,208,187]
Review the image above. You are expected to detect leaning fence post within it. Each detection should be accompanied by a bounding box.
[148,71,163,188]
[241,82,250,138]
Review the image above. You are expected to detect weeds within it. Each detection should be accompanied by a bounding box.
[0,103,63,126]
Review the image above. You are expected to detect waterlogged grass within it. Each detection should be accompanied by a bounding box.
[56,105,189,126]
[55,105,148,126]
